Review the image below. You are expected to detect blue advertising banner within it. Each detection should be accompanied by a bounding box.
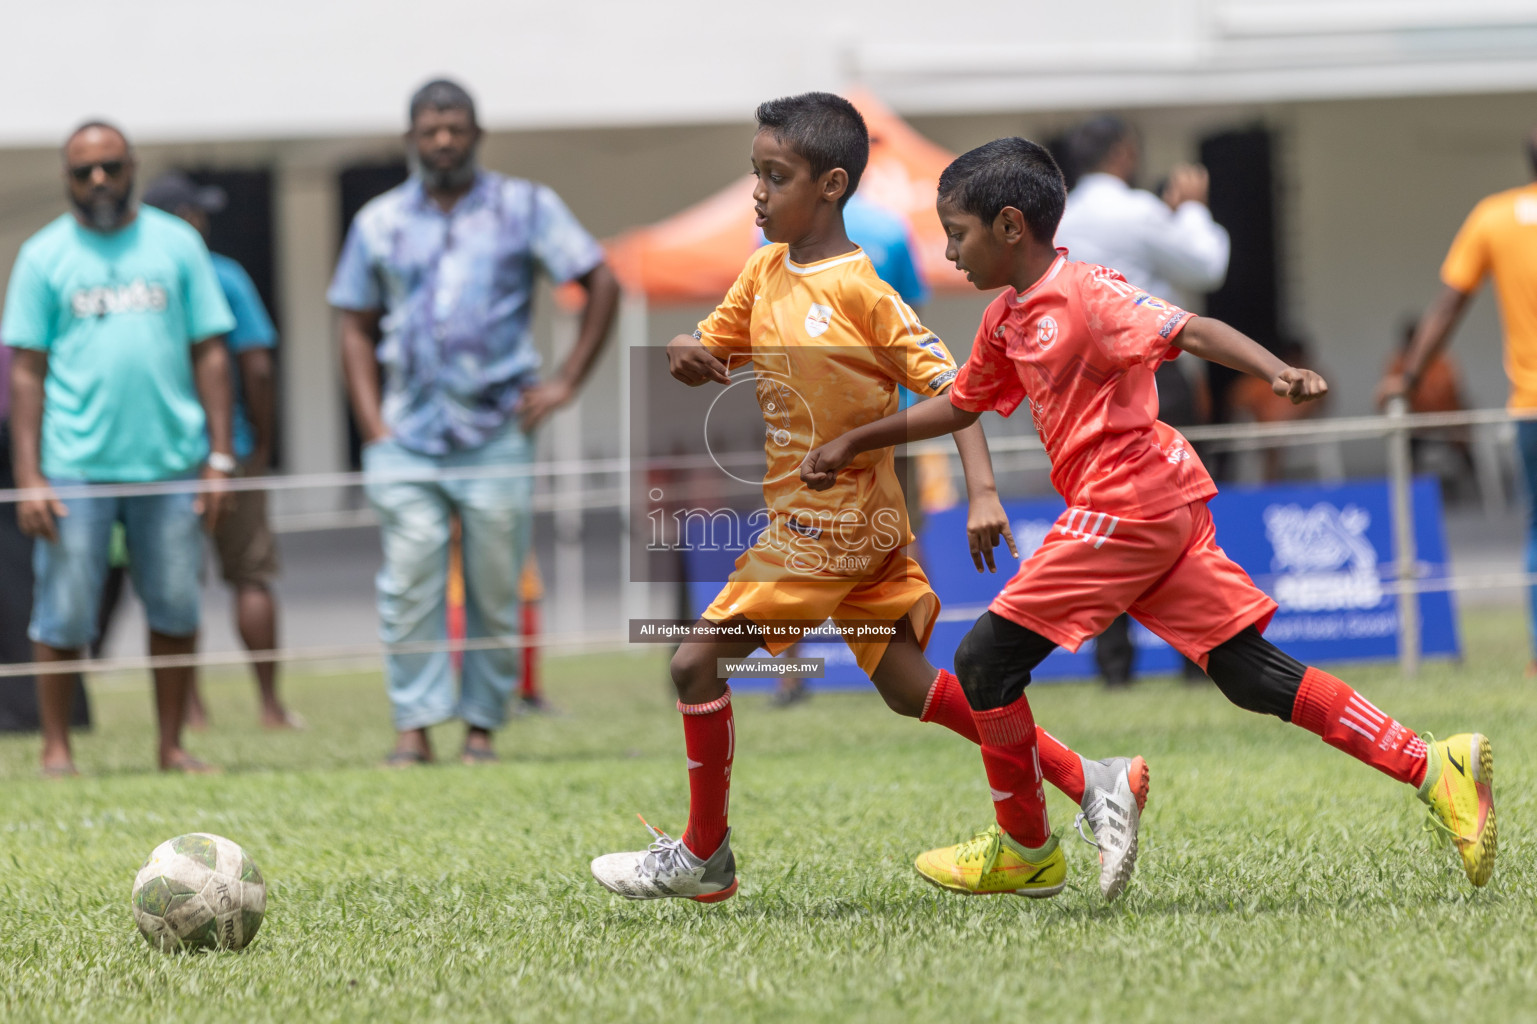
[684,478,1458,689]
[921,478,1459,682]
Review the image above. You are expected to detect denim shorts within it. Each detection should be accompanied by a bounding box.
[29,480,203,650]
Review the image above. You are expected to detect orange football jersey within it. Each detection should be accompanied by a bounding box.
[697,243,957,573]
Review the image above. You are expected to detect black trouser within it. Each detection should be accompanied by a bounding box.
[1093,614,1135,686]
[0,420,90,732]
[955,610,1305,718]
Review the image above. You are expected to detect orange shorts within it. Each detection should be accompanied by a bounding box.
[703,542,939,677]
[990,501,1276,668]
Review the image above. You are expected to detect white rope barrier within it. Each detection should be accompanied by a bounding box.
[0,629,633,681]
[1,406,1531,505]
[910,406,1537,457]
[0,405,1532,681]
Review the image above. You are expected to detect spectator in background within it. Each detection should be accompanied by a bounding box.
[1055,114,1230,688]
[1228,338,1328,481]
[0,344,95,733]
[3,122,234,775]
[143,171,299,731]
[1055,115,1230,307]
[330,80,619,766]
[842,194,929,307]
[1387,320,1467,420]
[1381,126,1537,670]
[1383,319,1472,493]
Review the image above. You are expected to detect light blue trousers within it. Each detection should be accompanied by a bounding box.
[363,428,532,731]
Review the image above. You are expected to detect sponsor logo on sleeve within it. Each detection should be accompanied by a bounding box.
[1157,311,1190,339]
[927,368,958,391]
[1160,437,1191,465]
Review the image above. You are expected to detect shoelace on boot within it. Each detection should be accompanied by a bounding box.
[636,815,696,876]
[952,825,1004,873]
[1073,810,1100,849]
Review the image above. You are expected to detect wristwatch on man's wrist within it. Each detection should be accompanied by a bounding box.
[206,451,237,474]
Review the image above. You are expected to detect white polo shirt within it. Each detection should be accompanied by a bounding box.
[1054,172,1230,304]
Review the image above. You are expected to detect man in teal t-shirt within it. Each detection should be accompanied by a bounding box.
[143,170,297,733]
[2,122,235,777]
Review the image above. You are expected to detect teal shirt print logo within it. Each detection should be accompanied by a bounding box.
[69,280,168,317]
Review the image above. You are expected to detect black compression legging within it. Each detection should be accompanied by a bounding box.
[954,612,1307,720]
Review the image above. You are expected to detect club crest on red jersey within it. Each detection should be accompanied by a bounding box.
[1036,316,1058,350]
[804,303,833,338]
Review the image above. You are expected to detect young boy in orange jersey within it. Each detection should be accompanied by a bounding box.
[802,137,1496,895]
[591,96,1148,904]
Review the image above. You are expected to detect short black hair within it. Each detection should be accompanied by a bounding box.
[1067,115,1134,178]
[63,120,129,156]
[754,92,868,208]
[937,137,1066,243]
[409,79,477,128]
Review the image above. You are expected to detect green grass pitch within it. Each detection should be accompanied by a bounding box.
[0,609,1531,1023]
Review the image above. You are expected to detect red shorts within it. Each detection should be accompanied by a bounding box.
[989,501,1276,668]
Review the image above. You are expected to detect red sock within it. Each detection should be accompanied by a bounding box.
[1036,729,1085,803]
[1291,667,1427,787]
[922,671,1086,802]
[920,670,978,742]
[972,695,1050,847]
[680,687,734,858]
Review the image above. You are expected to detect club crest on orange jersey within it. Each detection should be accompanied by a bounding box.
[804,303,833,338]
[1036,316,1058,350]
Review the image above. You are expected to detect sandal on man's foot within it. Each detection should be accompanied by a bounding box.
[460,747,499,766]
[383,749,432,768]
[162,754,221,775]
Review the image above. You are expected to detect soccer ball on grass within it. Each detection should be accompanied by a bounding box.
[131,833,266,952]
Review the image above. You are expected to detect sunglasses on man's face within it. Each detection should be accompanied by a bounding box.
[68,160,126,183]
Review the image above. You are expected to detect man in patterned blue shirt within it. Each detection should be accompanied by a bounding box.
[329,79,619,765]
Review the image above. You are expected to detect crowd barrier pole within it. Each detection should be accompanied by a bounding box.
[1385,396,1420,677]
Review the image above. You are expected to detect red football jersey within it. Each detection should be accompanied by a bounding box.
[950,251,1217,518]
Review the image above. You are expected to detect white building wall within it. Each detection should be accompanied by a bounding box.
[1,1,1535,143]
[1287,92,1533,416]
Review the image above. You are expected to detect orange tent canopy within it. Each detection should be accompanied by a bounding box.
[602,91,966,305]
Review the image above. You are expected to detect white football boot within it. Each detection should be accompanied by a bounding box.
[1074,755,1148,902]
[591,819,738,903]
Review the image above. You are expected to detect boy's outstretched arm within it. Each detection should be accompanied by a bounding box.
[800,394,979,490]
[952,421,1019,573]
[1174,317,1328,404]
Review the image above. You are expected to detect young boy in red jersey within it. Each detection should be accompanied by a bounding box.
[591,99,1149,905]
[802,137,1496,894]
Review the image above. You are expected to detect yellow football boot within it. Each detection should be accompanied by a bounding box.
[1418,733,1496,887]
[914,824,1065,898]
